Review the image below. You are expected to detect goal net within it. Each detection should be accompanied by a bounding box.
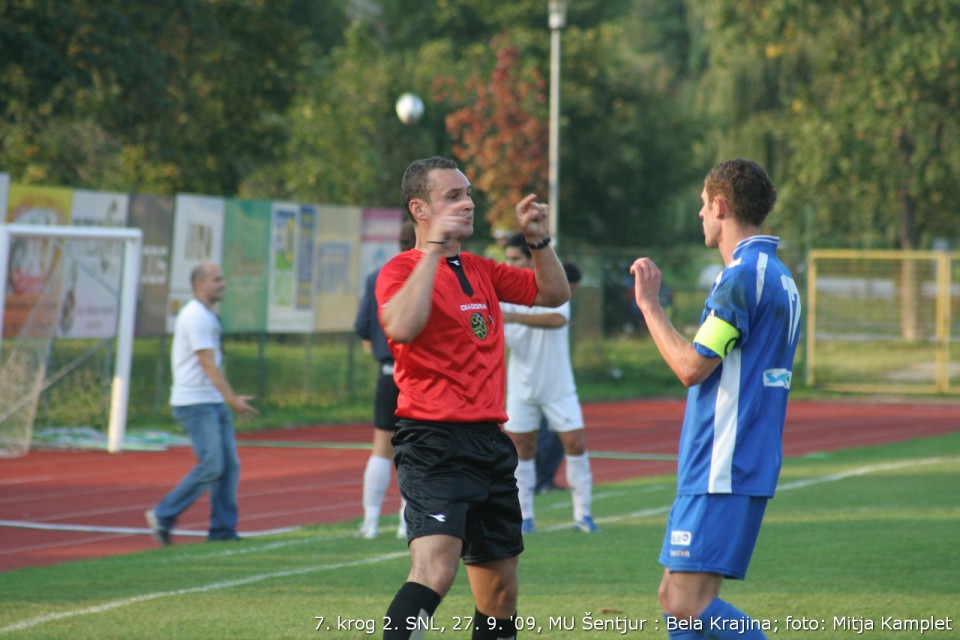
[0,224,141,457]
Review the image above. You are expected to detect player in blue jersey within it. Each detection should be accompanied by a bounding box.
[631,158,801,640]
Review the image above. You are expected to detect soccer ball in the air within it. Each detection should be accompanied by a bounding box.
[395,92,424,125]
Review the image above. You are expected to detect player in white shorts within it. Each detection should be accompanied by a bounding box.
[501,235,597,534]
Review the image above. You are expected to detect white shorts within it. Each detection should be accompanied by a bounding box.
[504,392,584,434]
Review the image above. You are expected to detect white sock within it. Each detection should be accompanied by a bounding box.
[565,453,592,522]
[362,455,392,525]
[515,458,536,521]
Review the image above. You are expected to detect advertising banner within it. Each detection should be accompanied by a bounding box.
[267,201,313,333]
[220,199,270,333]
[3,184,73,338]
[128,195,175,337]
[358,208,404,293]
[296,204,316,312]
[58,190,130,338]
[166,194,224,333]
[313,205,362,333]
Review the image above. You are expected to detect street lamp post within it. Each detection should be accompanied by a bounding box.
[548,1,566,247]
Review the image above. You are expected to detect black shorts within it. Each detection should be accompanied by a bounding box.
[373,362,400,431]
[392,420,524,564]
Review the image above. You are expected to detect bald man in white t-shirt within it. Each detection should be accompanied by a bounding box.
[145,263,257,545]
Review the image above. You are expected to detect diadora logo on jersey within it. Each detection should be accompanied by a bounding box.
[460,303,488,311]
[428,513,447,523]
[763,368,792,388]
[470,312,488,339]
[671,530,692,546]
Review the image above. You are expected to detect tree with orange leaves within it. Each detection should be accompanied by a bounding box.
[433,35,548,234]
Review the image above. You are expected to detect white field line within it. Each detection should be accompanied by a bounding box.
[1,456,954,634]
[775,457,949,490]
[540,457,952,532]
[0,520,295,537]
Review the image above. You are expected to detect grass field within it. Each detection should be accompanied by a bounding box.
[1,433,957,639]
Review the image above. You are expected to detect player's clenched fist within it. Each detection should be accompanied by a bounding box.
[630,257,663,313]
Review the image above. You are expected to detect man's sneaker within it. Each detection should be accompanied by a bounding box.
[521,518,537,534]
[573,516,600,533]
[357,523,378,539]
[145,509,171,546]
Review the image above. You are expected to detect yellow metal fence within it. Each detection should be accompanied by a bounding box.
[806,249,960,394]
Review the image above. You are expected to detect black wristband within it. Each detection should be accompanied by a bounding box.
[526,236,551,250]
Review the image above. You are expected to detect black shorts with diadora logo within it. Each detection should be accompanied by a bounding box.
[392,419,523,564]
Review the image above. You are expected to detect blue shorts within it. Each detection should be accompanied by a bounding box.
[659,494,768,580]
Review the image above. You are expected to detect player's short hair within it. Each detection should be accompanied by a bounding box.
[704,158,777,227]
[563,262,581,285]
[504,233,532,259]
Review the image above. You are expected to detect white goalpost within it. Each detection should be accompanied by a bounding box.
[0,224,142,456]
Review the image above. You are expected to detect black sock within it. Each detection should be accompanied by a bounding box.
[472,609,517,640]
[383,582,442,639]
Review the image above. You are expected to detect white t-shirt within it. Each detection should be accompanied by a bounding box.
[170,299,224,406]
[501,300,577,403]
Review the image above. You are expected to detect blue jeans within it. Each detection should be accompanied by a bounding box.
[155,403,241,541]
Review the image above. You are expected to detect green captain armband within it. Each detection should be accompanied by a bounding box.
[694,314,740,358]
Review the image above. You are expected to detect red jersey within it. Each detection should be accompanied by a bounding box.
[376,250,538,423]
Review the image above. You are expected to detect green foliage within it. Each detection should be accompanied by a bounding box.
[786,0,960,250]
[440,34,549,232]
[0,0,347,194]
[558,21,701,246]
[2,0,957,251]
[692,0,960,251]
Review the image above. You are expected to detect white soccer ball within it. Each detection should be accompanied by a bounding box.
[395,92,424,125]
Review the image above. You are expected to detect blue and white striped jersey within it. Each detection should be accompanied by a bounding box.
[677,236,802,497]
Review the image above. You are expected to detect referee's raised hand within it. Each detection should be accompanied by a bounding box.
[515,194,550,241]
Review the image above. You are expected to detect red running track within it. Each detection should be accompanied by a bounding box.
[1,399,958,572]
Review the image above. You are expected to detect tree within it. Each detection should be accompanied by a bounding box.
[697,0,960,342]
[438,35,548,233]
[694,0,960,251]
[0,0,348,195]
[241,21,448,207]
[556,18,700,248]
[362,0,692,247]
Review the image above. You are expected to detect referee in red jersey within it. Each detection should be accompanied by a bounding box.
[376,157,569,640]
